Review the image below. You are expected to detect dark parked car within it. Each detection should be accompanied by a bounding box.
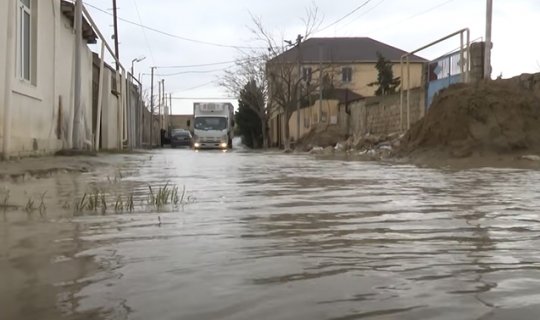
[170,129,192,148]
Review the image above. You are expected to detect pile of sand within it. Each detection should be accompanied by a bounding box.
[399,74,540,159]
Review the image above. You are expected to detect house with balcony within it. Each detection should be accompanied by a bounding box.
[266,37,427,147]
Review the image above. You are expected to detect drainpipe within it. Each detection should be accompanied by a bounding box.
[95,41,105,151]
[72,0,82,150]
[2,0,16,160]
[484,0,493,80]
[318,44,323,124]
[123,69,128,145]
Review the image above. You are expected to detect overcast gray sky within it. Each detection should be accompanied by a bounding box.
[85,0,540,114]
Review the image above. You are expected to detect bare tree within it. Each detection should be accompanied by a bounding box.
[220,3,324,150]
[220,53,269,148]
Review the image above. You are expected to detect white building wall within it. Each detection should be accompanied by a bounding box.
[100,68,120,150]
[54,5,93,150]
[0,0,94,158]
[0,0,11,153]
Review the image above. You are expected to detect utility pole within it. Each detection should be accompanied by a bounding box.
[157,79,161,129]
[159,80,164,130]
[161,79,165,130]
[484,0,493,79]
[112,0,120,70]
[73,0,83,149]
[169,93,172,131]
[150,67,155,148]
[318,44,323,123]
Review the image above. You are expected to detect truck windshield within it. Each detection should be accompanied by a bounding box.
[194,117,227,131]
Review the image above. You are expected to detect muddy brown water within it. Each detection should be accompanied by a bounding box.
[2,149,540,320]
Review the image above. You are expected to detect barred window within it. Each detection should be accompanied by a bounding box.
[302,67,312,82]
[18,0,34,83]
[342,67,352,83]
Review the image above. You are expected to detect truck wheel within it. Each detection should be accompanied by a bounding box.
[228,138,233,149]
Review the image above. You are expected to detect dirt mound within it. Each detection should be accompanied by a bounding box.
[399,75,540,159]
[295,125,348,151]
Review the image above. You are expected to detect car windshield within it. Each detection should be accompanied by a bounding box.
[194,117,227,131]
[171,130,190,137]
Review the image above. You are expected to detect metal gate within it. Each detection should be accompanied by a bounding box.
[400,28,470,131]
[427,51,465,108]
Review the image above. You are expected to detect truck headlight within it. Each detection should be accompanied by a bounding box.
[193,142,201,148]
[220,142,228,148]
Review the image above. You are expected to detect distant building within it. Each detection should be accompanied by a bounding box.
[169,115,194,131]
[266,37,426,147]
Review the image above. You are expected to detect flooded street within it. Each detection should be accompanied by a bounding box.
[3,149,540,320]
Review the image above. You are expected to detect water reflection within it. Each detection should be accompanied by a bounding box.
[2,150,540,319]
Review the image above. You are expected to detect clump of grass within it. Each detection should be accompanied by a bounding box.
[1,191,9,213]
[147,182,184,211]
[74,193,88,214]
[86,190,100,212]
[38,192,47,217]
[100,193,107,214]
[114,195,124,213]
[24,197,35,214]
[127,193,134,213]
[72,183,194,215]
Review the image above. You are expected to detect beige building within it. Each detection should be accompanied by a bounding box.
[0,0,99,158]
[169,114,194,131]
[267,37,426,147]
[0,1,147,158]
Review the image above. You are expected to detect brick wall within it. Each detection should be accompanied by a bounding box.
[342,88,425,137]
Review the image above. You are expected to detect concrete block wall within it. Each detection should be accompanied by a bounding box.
[342,88,425,137]
[289,99,340,142]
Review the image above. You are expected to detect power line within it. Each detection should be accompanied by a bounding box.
[177,80,217,92]
[155,55,265,70]
[317,0,373,33]
[84,2,265,50]
[132,0,155,65]
[158,61,236,69]
[362,0,457,35]
[338,0,387,33]
[170,97,236,100]
[392,0,457,28]
[149,68,229,77]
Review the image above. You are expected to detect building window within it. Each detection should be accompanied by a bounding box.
[342,67,352,83]
[18,0,32,82]
[302,67,312,83]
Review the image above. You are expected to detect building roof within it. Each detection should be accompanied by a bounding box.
[61,1,98,44]
[331,88,365,104]
[269,37,426,64]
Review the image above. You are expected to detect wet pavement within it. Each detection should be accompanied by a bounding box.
[2,148,540,319]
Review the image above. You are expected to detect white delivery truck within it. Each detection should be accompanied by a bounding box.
[192,102,234,150]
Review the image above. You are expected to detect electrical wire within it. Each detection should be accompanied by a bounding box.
[83,2,265,50]
[316,0,373,33]
[399,0,456,23]
[170,97,236,100]
[337,0,387,33]
[153,68,229,77]
[156,56,264,69]
[365,0,457,33]
[132,0,155,65]
[177,80,218,92]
